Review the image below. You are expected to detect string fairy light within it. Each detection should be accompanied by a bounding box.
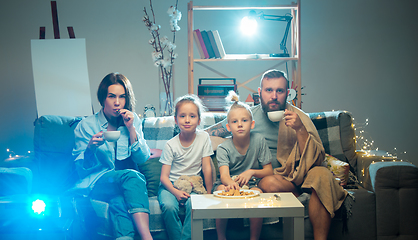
[353,118,375,151]
[352,118,407,160]
[6,148,18,158]
[5,148,32,160]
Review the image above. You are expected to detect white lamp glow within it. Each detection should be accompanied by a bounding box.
[240,16,257,35]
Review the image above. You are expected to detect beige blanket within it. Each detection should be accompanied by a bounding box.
[274,104,347,218]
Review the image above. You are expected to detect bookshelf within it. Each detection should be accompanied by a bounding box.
[187,1,302,108]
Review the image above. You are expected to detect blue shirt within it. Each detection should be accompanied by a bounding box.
[72,109,150,193]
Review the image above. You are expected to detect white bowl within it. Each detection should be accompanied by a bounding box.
[103,131,120,142]
[267,110,285,122]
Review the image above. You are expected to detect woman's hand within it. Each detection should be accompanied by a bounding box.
[119,109,135,129]
[118,109,138,145]
[87,131,105,150]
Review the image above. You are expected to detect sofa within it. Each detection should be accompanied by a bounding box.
[24,110,418,239]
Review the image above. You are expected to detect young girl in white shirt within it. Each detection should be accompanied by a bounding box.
[158,94,213,240]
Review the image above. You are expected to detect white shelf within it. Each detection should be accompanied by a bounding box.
[187,0,302,108]
[192,5,298,11]
[194,54,299,62]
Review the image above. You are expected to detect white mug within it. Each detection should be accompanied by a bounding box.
[267,111,285,122]
[103,131,120,142]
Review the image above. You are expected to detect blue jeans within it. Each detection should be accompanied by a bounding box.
[158,185,193,240]
[90,169,149,240]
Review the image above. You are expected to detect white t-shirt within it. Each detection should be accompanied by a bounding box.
[159,130,213,182]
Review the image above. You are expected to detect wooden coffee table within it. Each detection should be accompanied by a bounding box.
[191,192,304,240]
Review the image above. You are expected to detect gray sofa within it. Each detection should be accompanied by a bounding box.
[26,110,417,240]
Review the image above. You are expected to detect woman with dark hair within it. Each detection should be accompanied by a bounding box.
[73,72,152,240]
[97,73,136,111]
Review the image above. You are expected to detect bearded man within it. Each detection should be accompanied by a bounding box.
[206,69,347,240]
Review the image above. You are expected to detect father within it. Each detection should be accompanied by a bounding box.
[207,69,347,240]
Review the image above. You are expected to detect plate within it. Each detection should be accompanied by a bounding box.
[213,189,260,199]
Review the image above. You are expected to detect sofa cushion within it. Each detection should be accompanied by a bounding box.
[138,157,163,197]
[323,154,350,186]
[33,115,83,194]
[370,162,418,239]
[199,112,228,129]
[309,111,356,171]
[0,167,33,196]
[142,112,227,150]
[142,116,177,150]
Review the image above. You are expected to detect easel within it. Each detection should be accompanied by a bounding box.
[39,1,76,40]
[32,1,93,117]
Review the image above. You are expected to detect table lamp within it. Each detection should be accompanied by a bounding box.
[241,10,293,57]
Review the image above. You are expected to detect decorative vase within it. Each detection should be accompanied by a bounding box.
[159,66,174,116]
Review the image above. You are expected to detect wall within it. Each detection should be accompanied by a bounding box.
[0,0,417,166]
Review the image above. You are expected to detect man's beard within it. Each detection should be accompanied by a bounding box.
[260,94,286,113]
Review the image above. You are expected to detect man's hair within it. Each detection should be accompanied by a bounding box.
[260,69,289,89]
[174,94,207,119]
[97,72,136,111]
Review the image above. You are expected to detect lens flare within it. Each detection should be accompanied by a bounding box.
[32,199,46,215]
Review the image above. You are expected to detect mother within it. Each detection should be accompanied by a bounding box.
[72,72,152,240]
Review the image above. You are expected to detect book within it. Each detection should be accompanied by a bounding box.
[193,30,205,59]
[200,30,215,59]
[212,30,226,59]
[194,29,209,59]
[207,30,221,59]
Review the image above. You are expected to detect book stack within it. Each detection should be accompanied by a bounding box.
[193,29,226,59]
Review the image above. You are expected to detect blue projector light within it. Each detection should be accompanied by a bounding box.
[32,199,46,215]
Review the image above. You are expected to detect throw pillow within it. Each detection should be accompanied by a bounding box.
[322,154,350,186]
[138,156,162,197]
[210,136,227,152]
